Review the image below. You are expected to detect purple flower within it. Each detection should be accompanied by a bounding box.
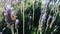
[6,5,11,10]
[11,11,15,16]
[15,19,19,25]
[51,20,55,25]
[10,0,14,3]
[41,9,45,15]
[40,9,46,23]
[5,5,14,15]
[41,9,45,18]
[15,19,19,28]
[41,13,46,22]
[48,15,52,20]
[0,32,2,34]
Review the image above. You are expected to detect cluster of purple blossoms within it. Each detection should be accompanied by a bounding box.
[15,19,19,25]
[15,19,19,28]
[41,9,46,23]
[4,4,15,16]
[4,4,19,26]
[41,13,46,23]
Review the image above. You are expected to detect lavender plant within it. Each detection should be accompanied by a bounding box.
[0,0,60,34]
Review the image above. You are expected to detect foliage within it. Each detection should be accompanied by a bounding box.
[0,0,60,34]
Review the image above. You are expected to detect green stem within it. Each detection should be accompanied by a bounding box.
[33,0,34,21]
[22,1,25,34]
[16,28,18,34]
[10,25,14,34]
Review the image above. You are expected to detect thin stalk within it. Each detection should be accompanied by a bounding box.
[16,28,18,34]
[39,0,42,34]
[33,0,34,21]
[38,0,44,34]
[21,1,23,14]
[10,25,14,34]
[22,1,25,34]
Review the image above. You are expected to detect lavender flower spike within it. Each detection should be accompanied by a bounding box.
[49,15,52,19]
[48,15,52,21]
[51,20,55,25]
[41,13,46,22]
[50,20,55,28]
[15,19,19,28]
[15,19,19,25]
